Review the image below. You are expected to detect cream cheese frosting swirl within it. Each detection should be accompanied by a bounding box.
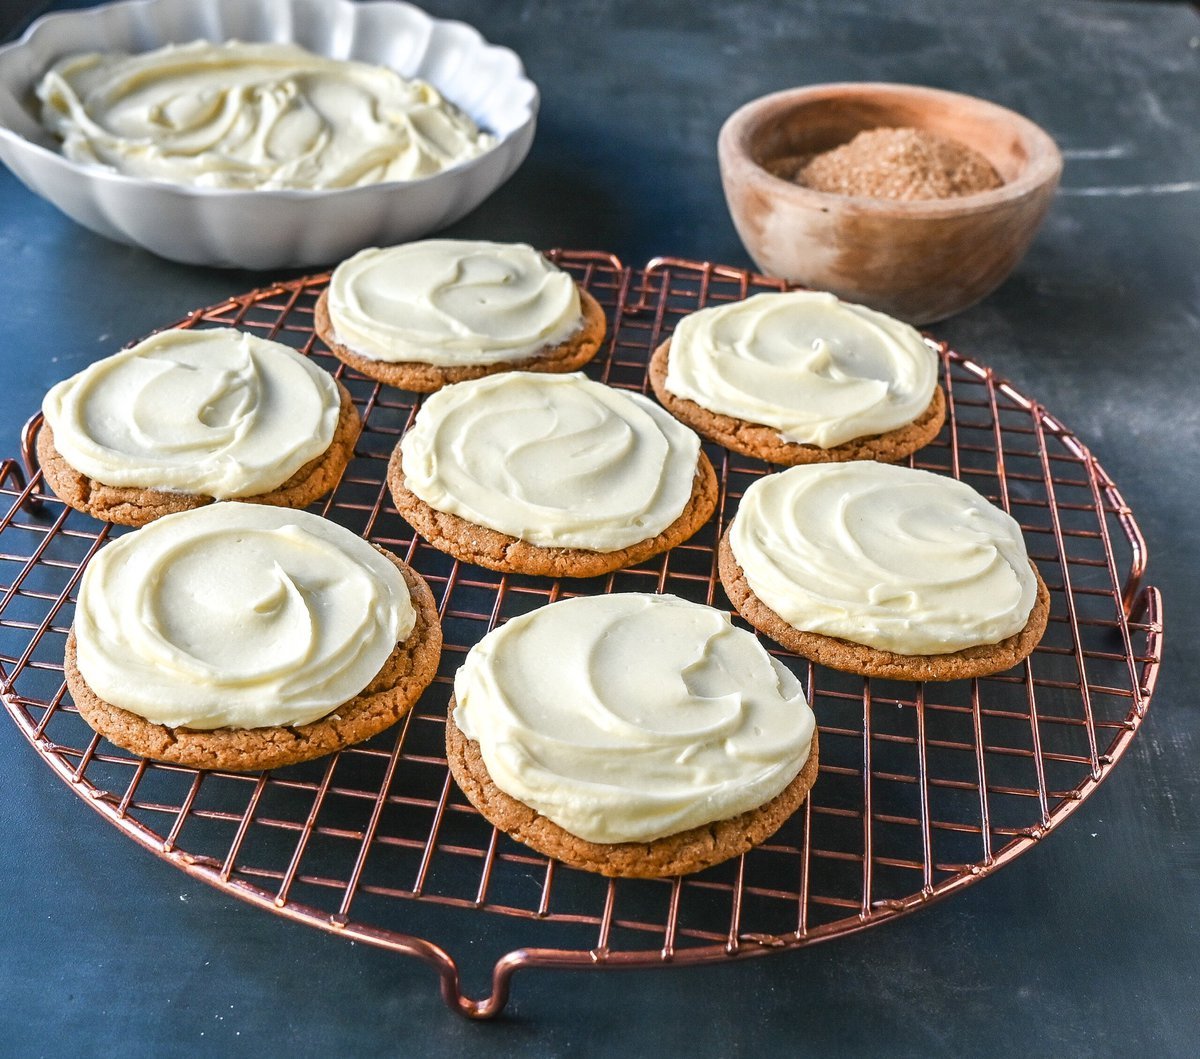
[664,290,939,448]
[400,372,702,550]
[454,593,816,844]
[74,503,415,730]
[36,41,495,190]
[327,240,582,366]
[729,462,1038,654]
[42,327,342,498]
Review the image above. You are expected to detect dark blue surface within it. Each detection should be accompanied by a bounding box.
[1,1,1198,1054]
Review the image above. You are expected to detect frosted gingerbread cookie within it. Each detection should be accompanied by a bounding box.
[316,239,606,392]
[719,462,1049,681]
[389,371,717,577]
[39,327,359,526]
[65,504,442,771]
[446,593,819,877]
[649,290,945,465]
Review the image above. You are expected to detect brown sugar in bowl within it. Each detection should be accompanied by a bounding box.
[718,83,1062,324]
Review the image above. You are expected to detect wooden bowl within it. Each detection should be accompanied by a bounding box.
[718,83,1062,324]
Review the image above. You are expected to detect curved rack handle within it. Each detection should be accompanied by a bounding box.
[14,412,45,515]
[0,458,26,496]
[629,256,790,315]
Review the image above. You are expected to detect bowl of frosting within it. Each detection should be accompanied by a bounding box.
[0,0,539,268]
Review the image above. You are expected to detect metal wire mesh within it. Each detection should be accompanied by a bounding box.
[0,254,1162,1018]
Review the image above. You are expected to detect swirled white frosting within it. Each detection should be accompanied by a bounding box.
[729,462,1038,654]
[665,291,939,448]
[74,504,415,729]
[454,593,816,843]
[36,40,494,190]
[327,240,583,366]
[42,328,342,498]
[399,372,702,551]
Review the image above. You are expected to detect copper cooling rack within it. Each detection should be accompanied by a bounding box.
[0,254,1163,1019]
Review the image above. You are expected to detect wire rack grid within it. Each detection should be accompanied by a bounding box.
[0,254,1163,1019]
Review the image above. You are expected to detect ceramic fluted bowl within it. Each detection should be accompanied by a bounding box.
[0,0,539,269]
[718,82,1062,324]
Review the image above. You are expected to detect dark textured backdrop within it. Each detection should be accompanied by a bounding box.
[0,1,1197,1054]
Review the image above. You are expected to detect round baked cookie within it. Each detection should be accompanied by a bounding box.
[66,558,440,771]
[390,451,716,578]
[718,463,1050,681]
[446,593,820,878]
[314,240,607,392]
[63,504,444,768]
[447,710,819,878]
[39,328,360,527]
[389,372,718,577]
[316,286,605,393]
[647,289,945,465]
[39,382,359,527]
[650,339,945,465]
[720,532,1050,682]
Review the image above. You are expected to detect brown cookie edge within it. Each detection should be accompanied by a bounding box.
[315,286,607,393]
[65,549,443,771]
[445,705,819,878]
[37,380,362,528]
[717,527,1051,681]
[648,338,946,465]
[387,447,718,578]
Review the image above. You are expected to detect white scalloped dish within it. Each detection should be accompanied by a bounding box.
[0,0,539,269]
